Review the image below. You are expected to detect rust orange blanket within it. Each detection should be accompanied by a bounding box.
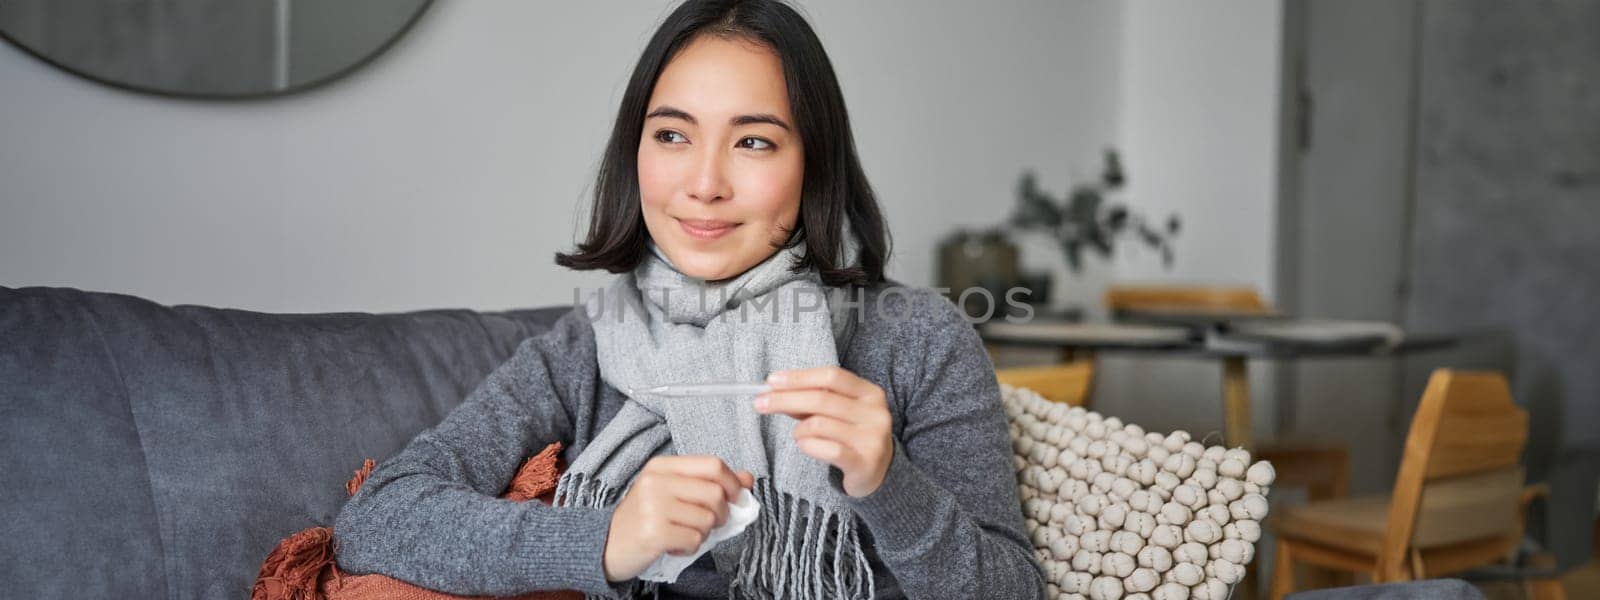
[252,443,583,600]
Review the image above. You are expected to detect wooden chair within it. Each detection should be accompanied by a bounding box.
[1269,369,1562,600]
[1104,284,1273,316]
[995,360,1094,407]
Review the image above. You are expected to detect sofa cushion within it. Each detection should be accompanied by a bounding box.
[0,286,568,599]
[1285,579,1485,600]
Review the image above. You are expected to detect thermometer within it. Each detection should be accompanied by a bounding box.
[628,382,772,397]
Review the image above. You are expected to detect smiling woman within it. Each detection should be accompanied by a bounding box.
[634,34,805,281]
[330,1,1045,599]
[554,0,887,287]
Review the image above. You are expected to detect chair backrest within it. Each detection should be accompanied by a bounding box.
[1104,284,1273,315]
[995,361,1094,407]
[1379,369,1529,579]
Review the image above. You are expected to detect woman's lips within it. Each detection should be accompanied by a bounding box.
[677,218,740,240]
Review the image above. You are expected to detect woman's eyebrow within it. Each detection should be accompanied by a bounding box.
[645,105,791,131]
[645,105,696,123]
[731,113,792,131]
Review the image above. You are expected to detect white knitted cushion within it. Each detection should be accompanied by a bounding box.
[1001,384,1276,600]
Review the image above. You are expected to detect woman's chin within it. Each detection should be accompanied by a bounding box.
[665,250,735,281]
[660,236,779,281]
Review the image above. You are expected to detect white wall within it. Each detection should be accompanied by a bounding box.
[0,0,1122,314]
[1,0,1288,442]
[1090,0,1287,440]
[1110,0,1283,291]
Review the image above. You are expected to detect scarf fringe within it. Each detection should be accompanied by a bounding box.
[731,479,874,600]
[553,474,874,600]
[553,470,624,512]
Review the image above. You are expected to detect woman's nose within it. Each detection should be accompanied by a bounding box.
[686,149,731,203]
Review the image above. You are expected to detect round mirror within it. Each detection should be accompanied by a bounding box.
[0,0,432,99]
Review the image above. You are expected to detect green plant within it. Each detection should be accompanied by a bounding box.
[1008,149,1179,272]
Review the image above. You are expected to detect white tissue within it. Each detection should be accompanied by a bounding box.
[638,488,762,584]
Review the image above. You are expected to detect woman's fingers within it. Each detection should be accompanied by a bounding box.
[766,366,879,399]
[607,456,756,582]
[659,520,709,556]
[792,413,866,445]
[663,495,721,531]
[756,388,864,422]
[760,367,895,499]
[795,436,861,470]
[666,476,731,527]
[652,455,749,501]
[792,414,886,472]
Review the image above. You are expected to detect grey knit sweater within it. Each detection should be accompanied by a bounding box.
[332,284,1045,599]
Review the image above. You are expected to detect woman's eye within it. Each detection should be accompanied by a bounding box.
[654,130,687,144]
[737,137,775,151]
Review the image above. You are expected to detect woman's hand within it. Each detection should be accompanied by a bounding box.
[755,367,894,498]
[602,455,754,582]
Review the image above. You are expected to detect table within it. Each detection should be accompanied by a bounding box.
[979,318,1460,449]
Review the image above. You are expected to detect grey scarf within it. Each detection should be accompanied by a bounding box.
[554,229,874,600]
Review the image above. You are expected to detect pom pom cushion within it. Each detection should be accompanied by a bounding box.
[1000,384,1276,600]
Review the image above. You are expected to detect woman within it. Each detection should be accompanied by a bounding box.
[332,1,1042,598]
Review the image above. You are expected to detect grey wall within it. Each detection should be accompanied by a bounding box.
[1402,0,1600,567]
[1283,0,1420,495]
[1282,0,1598,567]
[1094,0,1287,442]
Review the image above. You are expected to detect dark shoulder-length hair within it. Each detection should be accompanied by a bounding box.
[554,0,890,287]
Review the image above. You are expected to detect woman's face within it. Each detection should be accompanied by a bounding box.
[637,35,804,281]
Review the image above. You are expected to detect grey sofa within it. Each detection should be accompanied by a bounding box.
[0,286,569,599]
[1,285,1493,600]
[1287,580,1485,600]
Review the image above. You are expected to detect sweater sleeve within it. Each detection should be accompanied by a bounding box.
[842,291,1047,599]
[332,308,622,596]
